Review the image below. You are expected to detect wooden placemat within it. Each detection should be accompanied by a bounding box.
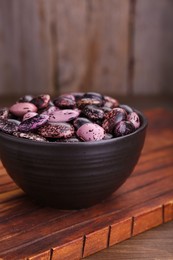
[0,108,173,260]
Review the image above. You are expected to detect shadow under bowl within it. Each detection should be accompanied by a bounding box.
[0,110,147,209]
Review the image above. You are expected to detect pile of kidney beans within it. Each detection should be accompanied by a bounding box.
[0,92,141,142]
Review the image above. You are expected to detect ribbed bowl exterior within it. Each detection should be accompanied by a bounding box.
[0,111,147,209]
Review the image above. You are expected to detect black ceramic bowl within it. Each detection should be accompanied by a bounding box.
[0,110,147,209]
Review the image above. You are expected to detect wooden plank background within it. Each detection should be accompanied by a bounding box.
[0,0,173,97]
[134,0,173,95]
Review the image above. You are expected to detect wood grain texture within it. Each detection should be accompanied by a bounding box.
[0,0,130,97]
[109,218,132,246]
[0,108,173,259]
[0,0,54,96]
[19,0,54,94]
[51,237,83,260]
[81,0,130,95]
[132,206,163,236]
[0,0,23,95]
[56,0,130,95]
[83,227,109,258]
[164,201,173,223]
[134,0,173,94]
[0,1,173,96]
[87,221,173,260]
[55,0,88,94]
[28,250,50,260]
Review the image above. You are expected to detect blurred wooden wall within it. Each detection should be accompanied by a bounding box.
[0,0,173,97]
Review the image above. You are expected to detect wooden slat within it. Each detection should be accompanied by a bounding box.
[134,0,173,94]
[0,0,23,96]
[109,217,132,246]
[0,0,54,96]
[83,227,109,258]
[2,188,173,260]
[0,194,43,222]
[29,0,130,96]
[0,208,70,242]
[0,182,18,194]
[1,1,173,96]
[27,250,50,260]
[132,206,163,236]
[51,237,83,260]
[164,201,173,223]
[0,189,24,203]
[80,0,130,95]
[55,0,88,94]
[1,191,173,260]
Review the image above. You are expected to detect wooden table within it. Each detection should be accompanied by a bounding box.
[0,108,173,260]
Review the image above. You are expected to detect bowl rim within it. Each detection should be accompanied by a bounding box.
[0,109,148,147]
